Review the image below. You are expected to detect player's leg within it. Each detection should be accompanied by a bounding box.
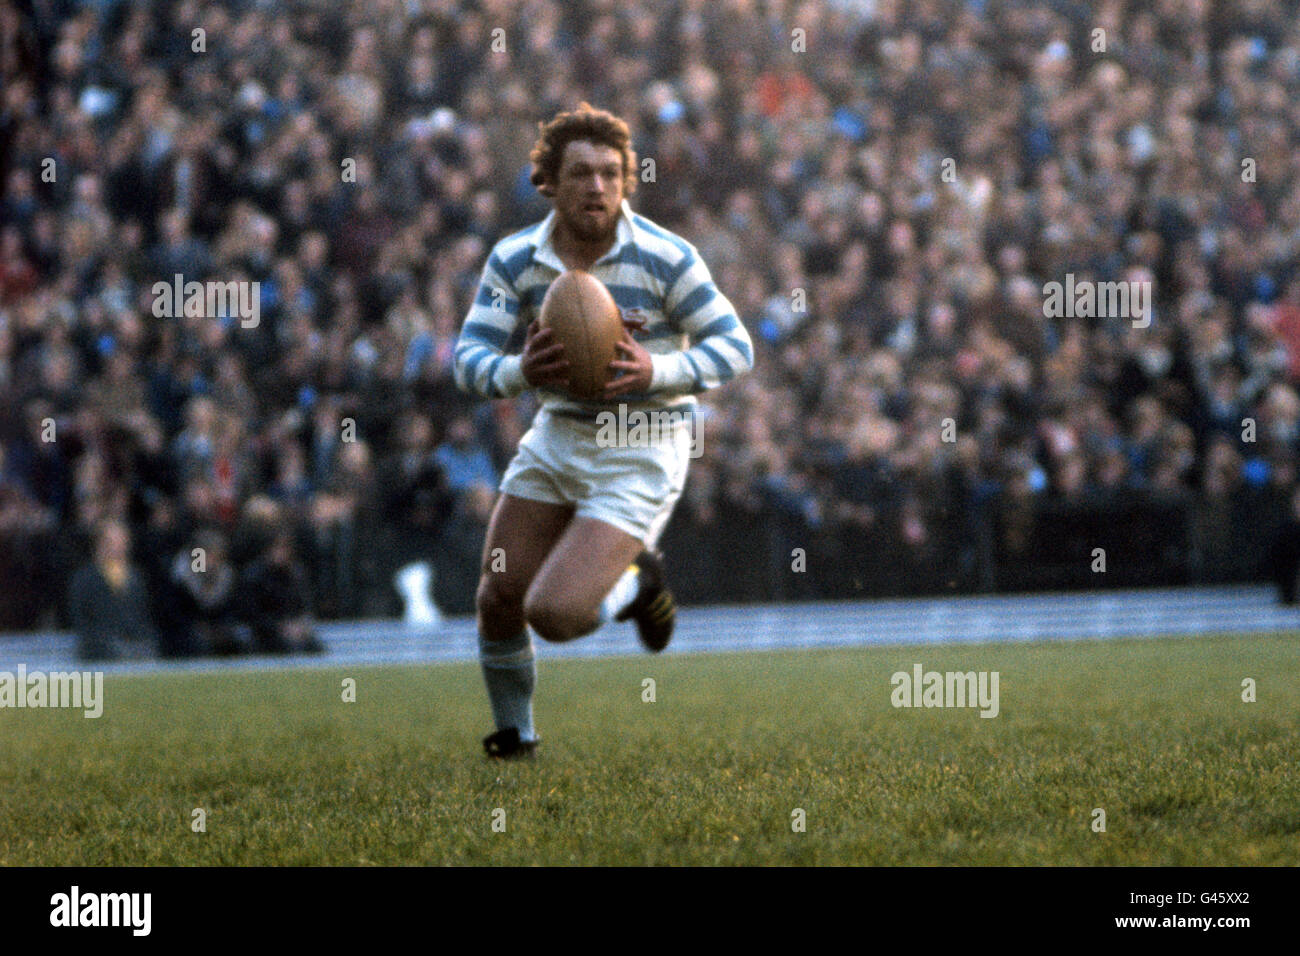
[578,415,692,651]
[477,493,574,642]
[611,546,677,652]
[476,492,573,756]
[519,411,692,648]
[523,515,646,642]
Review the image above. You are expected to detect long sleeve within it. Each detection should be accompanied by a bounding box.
[453,252,529,399]
[649,251,755,394]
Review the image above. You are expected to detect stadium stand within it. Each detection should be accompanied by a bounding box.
[2,0,1300,646]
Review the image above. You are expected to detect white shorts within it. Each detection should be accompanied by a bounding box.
[498,405,693,548]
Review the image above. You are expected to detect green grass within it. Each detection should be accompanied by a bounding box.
[2,633,1297,865]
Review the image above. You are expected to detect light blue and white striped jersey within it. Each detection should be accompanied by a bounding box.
[453,200,754,417]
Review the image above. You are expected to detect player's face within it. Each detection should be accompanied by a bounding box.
[552,140,625,242]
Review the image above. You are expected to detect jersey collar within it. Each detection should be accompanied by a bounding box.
[535,199,635,272]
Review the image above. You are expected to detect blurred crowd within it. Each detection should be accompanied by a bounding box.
[3,0,1300,645]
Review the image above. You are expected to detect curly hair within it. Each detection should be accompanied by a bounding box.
[529,102,638,198]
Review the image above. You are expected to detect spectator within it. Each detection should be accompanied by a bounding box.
[157,527,245,658]
[68,518,158,662]
[240,527,323,655]
[433,414,497,495]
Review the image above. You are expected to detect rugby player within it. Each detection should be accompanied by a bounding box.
[453,103,754,759]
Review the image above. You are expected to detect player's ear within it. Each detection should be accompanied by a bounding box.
[531,163,555,198]
[624,151,638,196]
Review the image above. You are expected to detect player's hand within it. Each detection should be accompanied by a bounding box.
[603,324,653,398]
[521,318,571,389]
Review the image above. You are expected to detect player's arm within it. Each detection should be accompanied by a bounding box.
[605,251,755,398]
[453,254,570,397]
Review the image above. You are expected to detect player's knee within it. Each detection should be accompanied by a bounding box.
[523,593,596,643]
[476,573,524,628]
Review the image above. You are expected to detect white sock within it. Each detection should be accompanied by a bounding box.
[597,565,642,625]
[479,630,537,742]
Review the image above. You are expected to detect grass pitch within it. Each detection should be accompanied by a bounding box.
[2,632,1296,866]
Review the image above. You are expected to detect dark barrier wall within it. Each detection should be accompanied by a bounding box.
[0,484,1292,633]
[659,486,1292,605]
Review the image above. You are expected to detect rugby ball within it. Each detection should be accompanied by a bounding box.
[537,270,623,400]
